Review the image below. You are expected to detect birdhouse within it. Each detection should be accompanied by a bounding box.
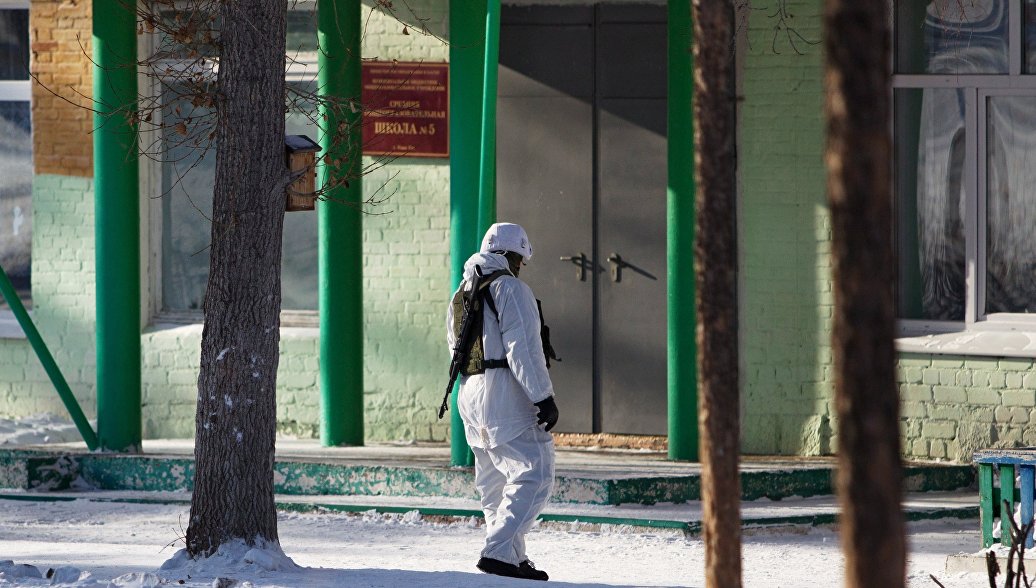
[285,134,321,212]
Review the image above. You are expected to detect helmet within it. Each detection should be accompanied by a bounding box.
[480,222,533,262]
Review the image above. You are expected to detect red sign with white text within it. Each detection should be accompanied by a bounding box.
[362,61,449,159]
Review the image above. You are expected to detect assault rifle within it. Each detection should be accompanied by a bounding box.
[439,265,488,419]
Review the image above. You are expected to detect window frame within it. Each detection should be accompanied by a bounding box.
[0,0,30,101]
[0,0,32,339]
[894,1,1036,356]
[145,1,322,326]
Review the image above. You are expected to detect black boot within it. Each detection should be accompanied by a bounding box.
[519,560,549,581]
[476,557,522,579]
[476,556,550,581]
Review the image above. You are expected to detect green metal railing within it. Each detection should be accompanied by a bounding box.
[0,264,98,450]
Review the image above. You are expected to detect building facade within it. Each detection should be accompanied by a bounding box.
[1,0,1032,462]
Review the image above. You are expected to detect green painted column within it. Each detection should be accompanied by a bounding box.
[93,0,141,453]
[667,0,698,461]
[318,0,364,446]
[477,0,500,236]
[448,0,488,466]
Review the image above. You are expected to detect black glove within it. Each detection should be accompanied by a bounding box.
[534,396,559,432]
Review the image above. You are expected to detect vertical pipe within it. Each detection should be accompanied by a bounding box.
[667,0,698,461]
[448,0,488,466]
[477,0,500,236]
[318,0,364,446]
[93,0,141,452]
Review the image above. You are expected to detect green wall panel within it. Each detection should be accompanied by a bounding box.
[739,1,832,456]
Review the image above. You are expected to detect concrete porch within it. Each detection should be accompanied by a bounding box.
[0,439,978,535]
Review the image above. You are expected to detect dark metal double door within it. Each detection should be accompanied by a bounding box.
[497,5,668,435]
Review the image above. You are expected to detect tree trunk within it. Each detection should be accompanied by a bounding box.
[185,0,289,558]
[692,1,741,587]
[823,2,906,588]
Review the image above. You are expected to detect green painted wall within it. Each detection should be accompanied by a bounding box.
[360,163,451,442]
[140,162,452,442]
[739,1,834,456]
[2,2,453,444]
[0,175,96,419]
[898,355,1036,462]
[738,1,1036,463]
[144,1,453,442]
[135,0,452,441]
[355,0,450,442]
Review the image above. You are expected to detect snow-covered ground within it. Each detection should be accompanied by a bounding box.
[0,414,91,447]
[0,497,995,587]
[0,415,997,587]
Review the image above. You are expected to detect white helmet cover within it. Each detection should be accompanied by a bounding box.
[480,222,533,262]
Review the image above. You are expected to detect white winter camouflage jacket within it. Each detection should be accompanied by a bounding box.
[446,252,555,449]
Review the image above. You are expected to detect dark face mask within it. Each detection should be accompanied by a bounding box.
[505,252,523,277]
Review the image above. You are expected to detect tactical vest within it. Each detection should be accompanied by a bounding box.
[451,270,510,376]
[451,271,562,376]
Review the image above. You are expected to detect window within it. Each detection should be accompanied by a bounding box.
[0,2,31,311]
[154,6,320,316]
[895,1,1036,333]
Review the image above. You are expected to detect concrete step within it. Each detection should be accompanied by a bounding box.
[0,444,976,506]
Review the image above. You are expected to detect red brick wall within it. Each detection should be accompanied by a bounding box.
[31,0,93,177]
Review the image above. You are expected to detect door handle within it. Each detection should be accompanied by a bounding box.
[606,253,658,283]
[606,253,625,282]
[559,252,589,281]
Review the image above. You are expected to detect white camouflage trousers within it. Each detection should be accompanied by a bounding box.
[471,425,556,566]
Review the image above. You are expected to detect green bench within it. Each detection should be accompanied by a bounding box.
[975,450,1036,549]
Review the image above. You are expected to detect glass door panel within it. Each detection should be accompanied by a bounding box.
[984,93,1036,313]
